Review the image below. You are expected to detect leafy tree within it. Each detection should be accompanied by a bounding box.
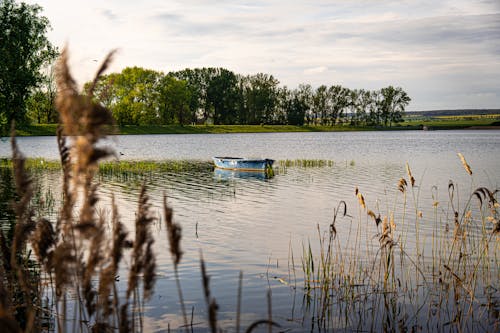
[26,65,57,123]
[157,75,191,125]
[355,89,372,125]
[296,84,312,125]
[95,67,162,125]
[0,0,57,132]
[286,88,307,125]
[242,73,280,125]
[312,85,329,125]
[328,85,349,125]
[346,89,359,125]
[172,68,208,124]
[379,86,411,126]
[206,68,239,125]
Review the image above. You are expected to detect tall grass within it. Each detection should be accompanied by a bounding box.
[298,157,499,331]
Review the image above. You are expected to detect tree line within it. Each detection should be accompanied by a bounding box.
[1,0,411,132]
[87,66,411,127]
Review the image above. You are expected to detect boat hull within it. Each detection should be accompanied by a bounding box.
[212,157,274,172]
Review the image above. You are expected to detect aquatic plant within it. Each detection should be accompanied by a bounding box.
[297,158,499,332]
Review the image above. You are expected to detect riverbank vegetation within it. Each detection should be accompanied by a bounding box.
[8,114,499,137]
[297,160,499,331]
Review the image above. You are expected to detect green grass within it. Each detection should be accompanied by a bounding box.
[4,123,411,137]
[7,120,499,137]
[117,124,374,135]
[0,157,61,170]
[402,116,500,129]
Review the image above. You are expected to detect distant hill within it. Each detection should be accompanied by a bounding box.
[407,109,500,117]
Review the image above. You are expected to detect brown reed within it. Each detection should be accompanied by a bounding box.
[200,253,219,333]
[405,162,415,187]
[355,187,366,210]
[164,195,183,267]
[457,152,472,175]
[127,184,156,301]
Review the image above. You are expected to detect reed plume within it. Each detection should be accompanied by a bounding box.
[405,162,415,187]
[164,195,183,267]
[200,253,218,333]
[398,178,407,193]
[355,187,366,210]
[367,210,382,227]
[98,195,130,317]
[164,194,189,331]
[457,153,472,176]
[127,184,156,300]
[8,129,39,331]
[30,218,55,270]
[9,131,36,262]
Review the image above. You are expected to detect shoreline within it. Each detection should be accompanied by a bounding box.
[6,123,499,137]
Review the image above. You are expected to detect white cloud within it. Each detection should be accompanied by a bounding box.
[304,66,329,75]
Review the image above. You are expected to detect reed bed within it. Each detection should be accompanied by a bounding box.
[297,157,499,332]
[0,158,62,171]
[278,159,335,168]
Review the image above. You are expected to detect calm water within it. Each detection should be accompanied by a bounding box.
[1,130,499,331]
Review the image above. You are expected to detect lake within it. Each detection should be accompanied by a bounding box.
[1,130,499,332]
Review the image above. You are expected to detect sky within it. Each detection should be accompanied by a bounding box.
[24,0,500,111]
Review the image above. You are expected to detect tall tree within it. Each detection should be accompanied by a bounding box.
[26,64,57,123]
[328,85,349,125]
[157,75,191,125]
[172,68,209,124]
[206,68,238,125]
[379,86,411,127]
[0,0,57,132]
[312,85,329,125]
[296,84,312,124]
[111,67,162,125]
[286,88,308,125]
[243,73,279,125]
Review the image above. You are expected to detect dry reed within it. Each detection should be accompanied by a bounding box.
[295,156,499,332]
[457,152,473,175]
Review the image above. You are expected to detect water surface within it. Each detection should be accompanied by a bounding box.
[1,130,499,331]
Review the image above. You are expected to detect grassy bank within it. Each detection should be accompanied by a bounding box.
[10,124,372,136]
[10,119,498,137]
[403,116,500,129]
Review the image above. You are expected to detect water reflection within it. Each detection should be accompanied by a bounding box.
[213,168,272,181]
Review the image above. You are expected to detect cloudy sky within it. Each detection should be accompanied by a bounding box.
[25,0,500,111]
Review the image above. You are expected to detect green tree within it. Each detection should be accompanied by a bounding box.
[328,85,349,125]
[93,67,162,125]
[379,86,411,127]
[275,86,290,125]
[0,0,57,132]
[26,65,57,123]
[312,85,329,125]
[286,88,307,125]
[242,73,280,125]
[205,68,238,124]
[172,68,210,124]
[157,75,191,125]
[355,89,372,125]
[296,84,312,125]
